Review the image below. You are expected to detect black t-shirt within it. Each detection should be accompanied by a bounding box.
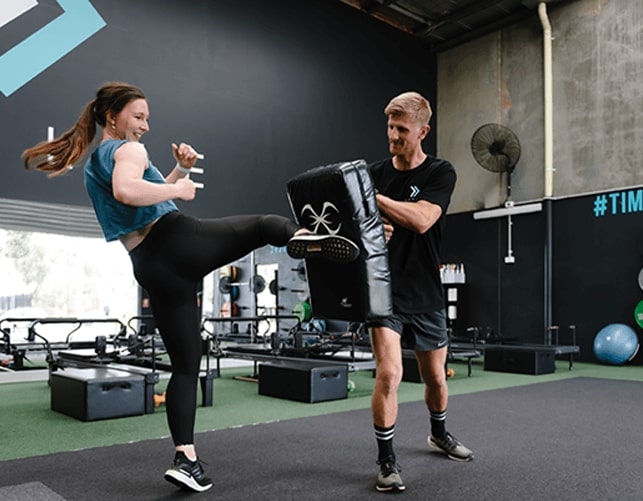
[369,156,456,313]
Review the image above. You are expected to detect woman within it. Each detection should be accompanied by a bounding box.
[23,81,358,492]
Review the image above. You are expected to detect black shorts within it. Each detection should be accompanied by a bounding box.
[369,309,448,352]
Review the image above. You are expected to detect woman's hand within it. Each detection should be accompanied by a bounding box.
[172,142,198,169]
[174,177,197,201]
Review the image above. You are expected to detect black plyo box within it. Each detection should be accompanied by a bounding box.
[372,350,423,382]
[258,362,348,403]
[484,347,556,375]
[402,350,423,383]
[50,367,145,421]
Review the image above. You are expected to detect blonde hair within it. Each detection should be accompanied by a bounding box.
[384,91,432,125]
[22,82,146,177]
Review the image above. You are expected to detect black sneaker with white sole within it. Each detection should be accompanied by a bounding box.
[375,457,406,492]
[164,451,213,492]
[428,432,474,462]
[287,234,360,263]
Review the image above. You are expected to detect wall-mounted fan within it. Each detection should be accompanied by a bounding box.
[471,123,521,206]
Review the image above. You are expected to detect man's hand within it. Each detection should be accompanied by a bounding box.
[381,215,394,243]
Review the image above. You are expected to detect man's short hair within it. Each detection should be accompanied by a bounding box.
[384,91,432,125]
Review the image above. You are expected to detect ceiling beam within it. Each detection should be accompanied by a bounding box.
[430,10,536,51]
[359,0,398,14]
[414,0,520,37]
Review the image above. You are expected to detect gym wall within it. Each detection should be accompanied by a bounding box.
[435,0,643,364]
[441,190,643,365]
[2,1,640,362]
[438,0,643,212]
[0,0,436,224]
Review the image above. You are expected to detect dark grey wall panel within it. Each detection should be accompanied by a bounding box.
[442,189,643,365]
[552,189,643,365]
[441,209,546,344]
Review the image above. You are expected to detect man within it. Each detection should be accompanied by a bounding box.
[368,91,473,493]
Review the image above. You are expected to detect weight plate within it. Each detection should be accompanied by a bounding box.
[219,275,232,294]
[252,274,266,294]
[294,261,307,282]
[293,301,312,322]
[220,265,238,281]
[221,301,239,318]
[635,300,643,329]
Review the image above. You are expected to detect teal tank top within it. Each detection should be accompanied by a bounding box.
[84,139,178,241]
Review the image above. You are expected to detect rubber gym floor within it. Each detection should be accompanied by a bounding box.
[1,357,640,463]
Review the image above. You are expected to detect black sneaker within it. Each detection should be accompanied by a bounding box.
[164,451,213,492]
[287,234,360,263]
[428,432,474,462]
[376,458,405,492]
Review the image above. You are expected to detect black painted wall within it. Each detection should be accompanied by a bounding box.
[441,209,545,343]
[442,191,643,365]
[551,190,643,365]
[0,0,436,218]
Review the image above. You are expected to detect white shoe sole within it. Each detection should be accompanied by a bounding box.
[164,468,213,492]
[287,234,359,263]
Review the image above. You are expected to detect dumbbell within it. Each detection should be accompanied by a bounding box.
[219,266,266,300]
[268,280,308,301]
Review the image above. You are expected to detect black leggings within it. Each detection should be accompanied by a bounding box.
[129,211,300,445]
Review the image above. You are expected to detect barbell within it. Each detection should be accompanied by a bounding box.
[219,274,267,296]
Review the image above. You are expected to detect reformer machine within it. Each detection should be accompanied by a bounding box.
[200,314,375,379]
[1,316,121,371]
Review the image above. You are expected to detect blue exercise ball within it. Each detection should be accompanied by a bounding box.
[593,323,640,365]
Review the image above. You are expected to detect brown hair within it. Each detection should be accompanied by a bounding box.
[384,91,432,125]
[22,82,146,177]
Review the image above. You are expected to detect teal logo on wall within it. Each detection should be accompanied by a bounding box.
[593,188,643,218]
[0,0,105,97]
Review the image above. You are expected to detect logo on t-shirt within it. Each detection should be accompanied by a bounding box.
[408,185,420,201]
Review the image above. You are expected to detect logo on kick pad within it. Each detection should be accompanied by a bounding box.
[340,297,353,309]
[300,202,342,235]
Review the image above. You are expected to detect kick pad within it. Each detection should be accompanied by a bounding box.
[287,159,392,321]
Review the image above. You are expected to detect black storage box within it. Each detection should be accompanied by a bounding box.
[372,350,422,383]
[51,367,145,421]
[402,350,423,383]
[484,347,556,375]
[259,362,348,403]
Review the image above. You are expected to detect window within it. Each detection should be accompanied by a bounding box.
[0,228,137,323]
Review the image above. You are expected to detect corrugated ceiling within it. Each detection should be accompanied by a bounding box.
[337,0,568,51]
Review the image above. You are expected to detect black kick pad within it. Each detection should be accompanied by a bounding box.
[287,159,392,321]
